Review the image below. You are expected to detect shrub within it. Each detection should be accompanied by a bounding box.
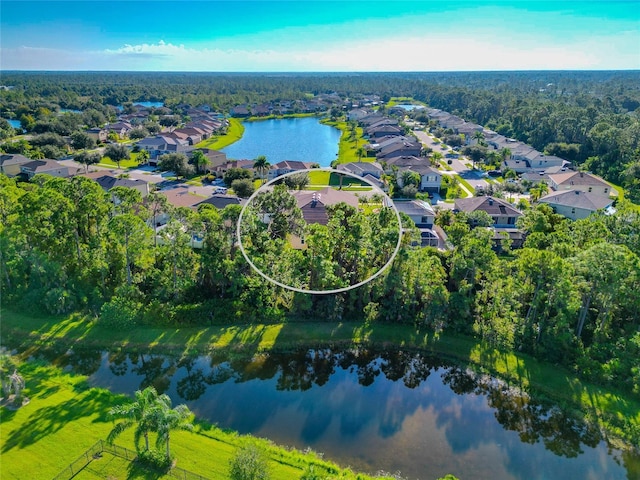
[136,449,172,471]
[99,294,141,330]
[229,444,270,480]
[43,287,77,314]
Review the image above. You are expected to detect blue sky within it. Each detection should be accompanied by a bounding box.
[1,1,638,71]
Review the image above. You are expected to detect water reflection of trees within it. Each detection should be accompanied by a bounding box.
[29,345,605,459]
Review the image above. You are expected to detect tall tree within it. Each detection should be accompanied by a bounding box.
[74,151,101,173]
[191,150,210,174]
[150,395,194,458]
[107,386,162,452]
[105,143,130,169]
[253,155,270,184]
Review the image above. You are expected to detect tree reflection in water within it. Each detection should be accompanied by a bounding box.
[24,345,627,465]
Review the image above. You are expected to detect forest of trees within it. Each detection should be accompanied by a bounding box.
[1,172,639,419]
[239,184,400,291]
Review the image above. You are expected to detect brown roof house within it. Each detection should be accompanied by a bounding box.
[267,161,313,181]
[455,196,522,228]
[455,196,525,250]
[288,187,360,249]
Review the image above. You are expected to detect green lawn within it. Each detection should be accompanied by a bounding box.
[307,170,371,190]
[456,175,475,194]
[320,119,369,165]
[195,118,245,150]
[0,358,393,480]
[99,153,140,169]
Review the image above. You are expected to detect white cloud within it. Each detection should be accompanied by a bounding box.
[3,32,638,71]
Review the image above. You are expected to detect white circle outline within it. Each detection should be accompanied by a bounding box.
[237,167,403,295]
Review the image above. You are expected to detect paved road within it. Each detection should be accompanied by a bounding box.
[413,129,490,193]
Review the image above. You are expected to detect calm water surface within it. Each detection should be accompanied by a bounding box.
[222,117,340,166]
[32,346,636,480]
[7,119,21,128]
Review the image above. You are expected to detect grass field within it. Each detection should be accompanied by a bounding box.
[0,358,393,480]
[320,119,368,165]
[195,118,245,151]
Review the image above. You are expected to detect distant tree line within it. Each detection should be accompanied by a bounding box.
[2,71,638,199]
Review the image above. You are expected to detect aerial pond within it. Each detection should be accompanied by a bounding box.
[30,346,637,480]
[222,117,341,166]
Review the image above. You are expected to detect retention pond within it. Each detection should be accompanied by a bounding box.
[26,346,637,479]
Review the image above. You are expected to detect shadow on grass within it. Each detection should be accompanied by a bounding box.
[1,387,114,453]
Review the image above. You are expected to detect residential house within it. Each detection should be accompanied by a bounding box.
[193,148,228,171]
[393,199,435,228]
[86,127,108,143]
[367,125,403,139]
[548,171,612,198]
[337,162,384,179]
[366,135,411,153]
[288,187,360,248]
[214,160,255,176]
[230,105,250,117]
[347,108,372,122]
[90,173,150,198]
[106,121,132,139]
[0,153,32,177]
[20,159,77,179]
[251,103,272,116]
[267,160,313,181]
[376,141,422,161]
[491,228,526,251]
[454,196,522,228]
[137,136,192,163]
[538,190,614,221]
[393,199,440,247]
[358,113,387,127]
[396,164,442,193]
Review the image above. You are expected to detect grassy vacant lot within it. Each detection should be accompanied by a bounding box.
[195,118,244,151]
[2,309,638,452]
[0,359,392,480]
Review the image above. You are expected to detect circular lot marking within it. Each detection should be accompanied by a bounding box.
[237,168,402,294]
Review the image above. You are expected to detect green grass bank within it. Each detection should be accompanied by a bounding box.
[195,118,245,150]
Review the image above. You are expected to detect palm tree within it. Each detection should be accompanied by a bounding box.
[472,130,485,146]
[500,148,512,163]
[151,395,194,458]
[430,151,443,167]
[253,155,270,184]
[107,386,160,452]
[191,150,210,174]
[530,182,549,202]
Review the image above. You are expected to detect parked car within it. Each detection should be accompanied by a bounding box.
[488,170,502,177]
